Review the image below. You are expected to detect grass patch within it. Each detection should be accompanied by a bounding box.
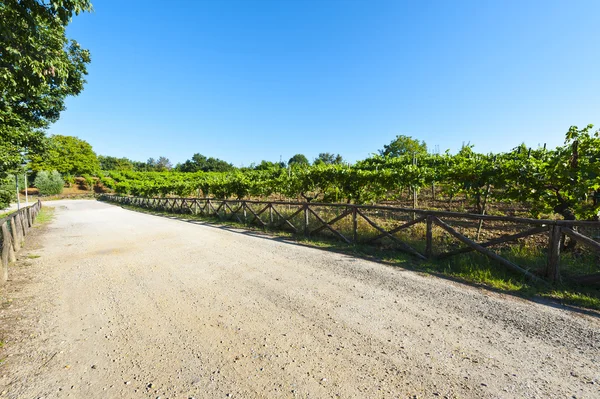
[26,254,41,259]
[34,206,55,225]
[113,201,600,312]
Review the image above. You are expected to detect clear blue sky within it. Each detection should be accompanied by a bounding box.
[50,0,600,166]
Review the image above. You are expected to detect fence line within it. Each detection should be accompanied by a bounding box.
[0,200,43,284]
[99,195,600,285]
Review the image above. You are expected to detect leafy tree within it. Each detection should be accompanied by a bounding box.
[288,154,309,166]
[0,0,92,179]
[155,156,172,172]
[34,170,64,195]
[252,160,285,171]
[177,153,233,172]
[380,135,428,157]
[30,135,100,176]
[313,153,344,165]
[146,157,173,172]
[98,155,134,171]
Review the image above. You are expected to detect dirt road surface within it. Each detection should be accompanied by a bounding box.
[0,200,598,398]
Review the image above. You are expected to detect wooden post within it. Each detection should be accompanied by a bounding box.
[243,202,247,224]
[304,204,309,237]
[546,225,562,283]
[1,222,11,283]
[22,212,28,235]
[412,154,418,220]
[425,215,433,258]
[18,213,26,237]
[10,216,20,251]
[352,206,358,243]
[269,204,273,226]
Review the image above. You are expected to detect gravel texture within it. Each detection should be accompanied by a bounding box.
[0,200,598,398]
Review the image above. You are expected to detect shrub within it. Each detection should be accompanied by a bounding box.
[34,171,64,196]
[0,182,12,209]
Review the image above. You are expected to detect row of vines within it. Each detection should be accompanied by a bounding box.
[98,126,600,221]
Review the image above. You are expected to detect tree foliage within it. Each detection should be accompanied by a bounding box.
[30,135,100,176]
[380,135,428,157]
[313,153,344,165]
[177,153,233,172]
[0,0,92,179]
[98,155,134,171]
[288,154,309,166]
[145,157,172,172]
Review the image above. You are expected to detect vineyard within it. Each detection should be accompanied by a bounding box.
[97,125,600,222]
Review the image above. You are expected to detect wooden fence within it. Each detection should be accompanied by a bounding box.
[99,195,600,285]
[0,200,43,284]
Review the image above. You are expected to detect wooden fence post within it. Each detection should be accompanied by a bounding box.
[243,202,247,224]
[352,206,358,243]
[1,222,11,283]
[269,204,274,225]
[546,225,562,283]
[18,213,26,237]
[10,216,20,251]
[304,204,309,237]
[425,215,433,258]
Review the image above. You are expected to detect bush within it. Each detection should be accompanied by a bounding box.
[0,182,12,209]
[0,174,26,210]
[34,171,64,196]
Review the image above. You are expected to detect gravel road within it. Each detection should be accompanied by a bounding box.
[0,200,598,398]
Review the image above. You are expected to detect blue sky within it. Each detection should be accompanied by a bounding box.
[51,0,600,166]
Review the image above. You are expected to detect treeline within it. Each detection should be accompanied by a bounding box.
[97,152,346,173]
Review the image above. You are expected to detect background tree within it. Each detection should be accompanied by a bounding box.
[288,154,309,166]
[0,0,92,179]
[251,160,285,170]
[380,135,428,157]
[30,135,100,176]
[177,153,234,172]
[155,156,172,172]
[98,155,135,171]
[313,153,344,165]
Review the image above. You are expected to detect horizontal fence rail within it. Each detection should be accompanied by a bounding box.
[0,200,43,284]
[99,195,600,285]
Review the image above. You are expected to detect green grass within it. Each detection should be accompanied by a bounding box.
[114,201,600,311]
[26,254,41,259]
[34,206,55,225]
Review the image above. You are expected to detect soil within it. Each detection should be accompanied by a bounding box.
[0,200,598,398]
